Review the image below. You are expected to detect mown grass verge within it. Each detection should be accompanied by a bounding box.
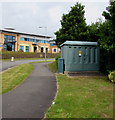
[0,64,34,94]
[47,61,58,73]
[46,62,114,118]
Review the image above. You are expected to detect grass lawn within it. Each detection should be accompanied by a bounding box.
[46,62,114,118]
[47,61,58,73]
[0,64,34,94]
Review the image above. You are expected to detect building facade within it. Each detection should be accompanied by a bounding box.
[0,29,60,53]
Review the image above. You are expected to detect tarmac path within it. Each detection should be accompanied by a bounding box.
[1,58,54,71]
[2,63,57,119]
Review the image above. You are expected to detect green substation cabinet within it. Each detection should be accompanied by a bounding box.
[60,41,100,72]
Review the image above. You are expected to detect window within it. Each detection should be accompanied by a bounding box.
[4,35,7,39]
[36,40,39,42]
[34,39,37,42]
[20,46,24,52]
[24,38,29,41]
[44,41,49,43]
[41,40,43,43]
[4,35,16,51]
[25,46,29,52]
[29,38,32,42]
[50,43,56,46]
[20,37,49,44]
[4,44,7,51]
[8,35,12,39]
[4,35,15,42]
[13,36,15,40]
[53,48,57,52]
[20,37,24,41]
[12,44,15,51]
[40,40,44,43]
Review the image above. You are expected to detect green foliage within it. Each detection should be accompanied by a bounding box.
[84,2,115,72]
[87,20,102,42]
[48,55,60,73]
[100,2,115,51]
[55,2,88,46]
[108,71,115,82]
[98,2,115,72]
[98,21,115,52]
[102,2,115,29]
[48,62,58,73]
[2,51,59,59]
[55,55,60,69]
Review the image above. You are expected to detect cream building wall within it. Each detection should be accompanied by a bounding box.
[0,31,60,53]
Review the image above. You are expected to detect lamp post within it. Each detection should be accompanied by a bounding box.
[38,26,47,61]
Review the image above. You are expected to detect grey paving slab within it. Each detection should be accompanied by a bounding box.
[2,63,57,119]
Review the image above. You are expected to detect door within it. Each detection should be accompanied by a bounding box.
[46,48,48,53]
[34,46,37,52]
[6,43,15,51]
[41,47,43,53]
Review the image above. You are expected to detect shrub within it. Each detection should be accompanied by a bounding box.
[108,71,115,83]
[55,55,60,69]
[2,51,59,59]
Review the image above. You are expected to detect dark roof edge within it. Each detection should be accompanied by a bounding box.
[0,30,51,38]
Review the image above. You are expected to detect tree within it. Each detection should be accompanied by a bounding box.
[86,20,102,42]
[101,1,115,51]
[98,1,115,72]
[102,1,115,29]
[55,2,88,46]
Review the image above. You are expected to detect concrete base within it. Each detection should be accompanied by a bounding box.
[65,71,105,77]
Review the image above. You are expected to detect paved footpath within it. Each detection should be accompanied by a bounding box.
[1,58,54,71]
[2,63,57,119]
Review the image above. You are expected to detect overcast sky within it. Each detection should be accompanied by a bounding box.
[1,1,109,39]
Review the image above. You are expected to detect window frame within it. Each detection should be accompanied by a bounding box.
[25,46,29,52]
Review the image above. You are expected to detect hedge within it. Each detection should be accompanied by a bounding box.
[1,51,59,59]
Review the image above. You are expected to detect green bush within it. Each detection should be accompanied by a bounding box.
[48,62,58,73]
[55,55,60,69]
[2,51,59,59]
[108,71,115,83]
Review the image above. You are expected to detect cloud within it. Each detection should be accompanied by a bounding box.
[48,6,62,24]
[1,2,109,39]
[84,2,109,24]
[0,3,2,28]
[0,0,109,2]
